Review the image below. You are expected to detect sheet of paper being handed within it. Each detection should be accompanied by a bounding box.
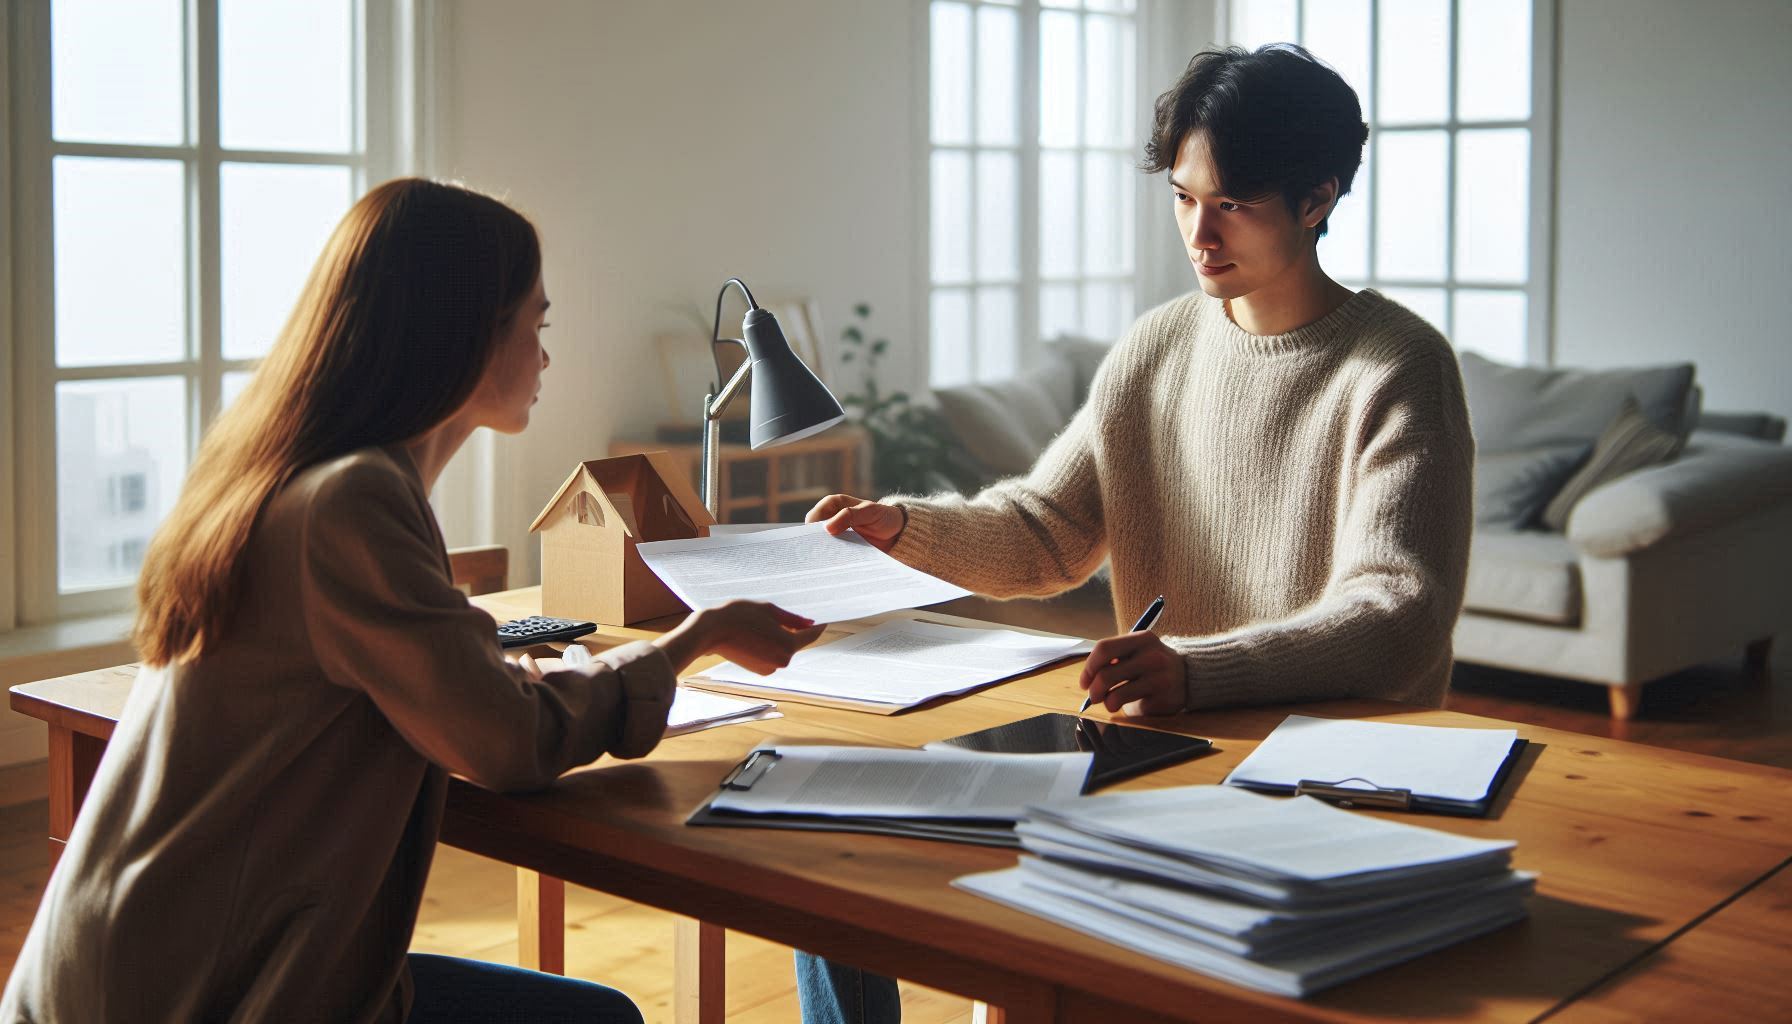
[634,522,971,624]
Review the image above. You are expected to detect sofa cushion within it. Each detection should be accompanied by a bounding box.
[1474,444,1590,529]
[1042,334,1114,406]
[1540,397,1686,531]
[1463,529,1583,626]
[1459,351,1695,454]
[933,358,1079,478]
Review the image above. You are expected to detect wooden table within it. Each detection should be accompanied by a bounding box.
[12,587,1792,1023]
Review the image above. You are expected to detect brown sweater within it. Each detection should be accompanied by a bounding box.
[891,289,1474,709]
[2,446,674,1023]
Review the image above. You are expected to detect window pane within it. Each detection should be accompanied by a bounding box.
[222,163,354,360]
[1453,289,1528,364]
[1324,147,1370,281]
[1039,10,1081,147]
[220,0,354,153]
[52,0,184,145]
[1454,129,1530,284]
[1085,0,1134,11]
[1458,0,1532,122]
[221,371,254,416]
[1377,0,1450,125]
[1041,0,1080,8]
[1040,151,1080,277]
[1374,130,1448,281]
[976,152,1018,280]
[976,287,1018,382]
[1380,287,1448,334]
[1084,15,1123,148]
[1302,0,1372,122]
[1083,281,1129,340]
[1083,153,1131,275]
[930,289,973,388]
[54,157,186,367]
[976,4,1018,145]
[1235,0,1296,50]
[1040,284,1079,341]
[931,2,972,145]
[931,151,972,284]
[1118,17,1138,142]
[56,377,187,592]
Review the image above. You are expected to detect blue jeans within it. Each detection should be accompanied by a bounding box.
[793,950,901,1024]
[406,953,643,1023]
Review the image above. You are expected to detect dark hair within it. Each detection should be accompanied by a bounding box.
[1143,44,1368,238]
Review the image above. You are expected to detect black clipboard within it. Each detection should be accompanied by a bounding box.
[1228,738,1529,817]
[927,713,1215,792]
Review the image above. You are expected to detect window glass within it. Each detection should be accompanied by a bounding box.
[1380,287,1449,334]
[1458,0,1532,122]
[1235,0,1296,50]
[931,151,973,284]
[931,2,973,145]
[1375,130,1449,281]
[976,4,1018,145]
[976,152,1019,280]
[1039,11,1081,146]
[54,157,187,367]
[222,163,355,360]
[1377,0,1451,125]
[976,287,1019,382]
[1040,151,1081,278]
[220,0,355,152]
[1454,129,1530,283]
[1302,0,1372,123]
[1453,290,1528,363]
[56,378,187,592]
[51,0,185,146]
[930,289,974,388]
[1324,148,1371,282]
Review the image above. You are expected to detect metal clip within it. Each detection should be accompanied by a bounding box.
[1294,777,1413,810]
[721,749,782,790]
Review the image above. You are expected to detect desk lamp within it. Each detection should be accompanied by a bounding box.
[701,277,846,519]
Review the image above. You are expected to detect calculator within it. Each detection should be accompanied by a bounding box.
[495,616,599,649]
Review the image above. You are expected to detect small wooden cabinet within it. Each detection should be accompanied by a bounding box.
[608,425,870,524]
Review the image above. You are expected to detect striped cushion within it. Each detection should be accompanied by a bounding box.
[1540,396,1685,531]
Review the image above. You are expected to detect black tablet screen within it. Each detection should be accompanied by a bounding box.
[931,713,1214,791]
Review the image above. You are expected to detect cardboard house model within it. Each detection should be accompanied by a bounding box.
[529,452,714,626]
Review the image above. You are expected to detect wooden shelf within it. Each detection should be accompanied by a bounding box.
[608,425,870,524]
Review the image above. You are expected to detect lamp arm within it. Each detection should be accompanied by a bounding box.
[709,278,759,390]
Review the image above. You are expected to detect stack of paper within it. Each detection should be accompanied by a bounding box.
[665,687,780,737]
[954,786,1533,997]
[694,619,1093,712]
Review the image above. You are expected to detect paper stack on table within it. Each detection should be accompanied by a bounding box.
[528,652,780,737]
[954,786,1533,998]
[692,619,1094,713]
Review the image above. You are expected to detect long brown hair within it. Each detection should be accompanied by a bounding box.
[135,178,541,666]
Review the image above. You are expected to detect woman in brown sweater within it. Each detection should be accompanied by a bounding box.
[2,179,822,1023]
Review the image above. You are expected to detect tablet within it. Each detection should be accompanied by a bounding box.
[927,713,1214,792]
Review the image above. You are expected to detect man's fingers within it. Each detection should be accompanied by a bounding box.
[805,494,855,523]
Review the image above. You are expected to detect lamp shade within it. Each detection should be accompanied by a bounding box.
[740,306,845,449]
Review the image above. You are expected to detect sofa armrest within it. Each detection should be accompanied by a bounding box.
[1566,441,1792,557]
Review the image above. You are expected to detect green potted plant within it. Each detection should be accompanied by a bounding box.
[835,304,979,496]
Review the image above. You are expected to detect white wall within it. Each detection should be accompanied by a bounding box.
[433,0,923,581]
[1554,0,1792,427]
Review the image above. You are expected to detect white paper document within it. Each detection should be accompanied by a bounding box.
[665,687,780,737]
[707,744,1091,819]
[694,619,1094,710]
[1223,715,1519,804]
[635,523,971,623]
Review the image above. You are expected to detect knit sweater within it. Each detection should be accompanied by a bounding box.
[890,289,1475,710]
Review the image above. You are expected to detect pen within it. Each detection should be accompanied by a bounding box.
[1080,594,1166,713]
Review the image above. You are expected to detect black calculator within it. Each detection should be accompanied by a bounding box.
[495,616,599,649]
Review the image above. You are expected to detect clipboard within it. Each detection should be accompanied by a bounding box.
[684,747,1028,849]
[1229,738,1528,818]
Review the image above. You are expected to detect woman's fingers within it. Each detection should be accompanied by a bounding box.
[806,494,863,524]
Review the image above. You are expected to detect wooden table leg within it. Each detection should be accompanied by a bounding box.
[46,725,107,873]
[674,917,725,1024]
[516,868,565,975]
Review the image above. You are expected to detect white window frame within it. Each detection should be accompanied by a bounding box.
[1224,0,1556,365]
[6,0,414,627]
[917,0,1157,389]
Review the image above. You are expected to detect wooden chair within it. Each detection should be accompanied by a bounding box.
[447,545,509,597]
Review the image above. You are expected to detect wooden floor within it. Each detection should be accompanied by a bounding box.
[0,586,1785,1021]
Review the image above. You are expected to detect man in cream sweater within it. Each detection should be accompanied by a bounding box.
[797,42,1475,1024]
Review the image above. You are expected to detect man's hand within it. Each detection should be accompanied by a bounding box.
[1078,631,1188,716]
[806,494,905,552]
[653,599,826,675]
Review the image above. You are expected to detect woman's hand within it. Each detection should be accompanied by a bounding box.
[1078,631,1188,716]
[653,599,826,675]
[806,494,905,552]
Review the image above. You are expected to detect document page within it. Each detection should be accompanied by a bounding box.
[1224,715,1518,803]
[665,688,779,737]
[636,523,971,623]
[695,619,1094,709]
[708,745,1091,819]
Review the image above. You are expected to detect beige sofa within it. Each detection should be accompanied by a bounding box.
[930,342,1792,720]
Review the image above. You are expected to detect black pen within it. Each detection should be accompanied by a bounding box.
[1079,595,1166,713]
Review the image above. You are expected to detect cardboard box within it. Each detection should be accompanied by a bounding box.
[529,452,713,626]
